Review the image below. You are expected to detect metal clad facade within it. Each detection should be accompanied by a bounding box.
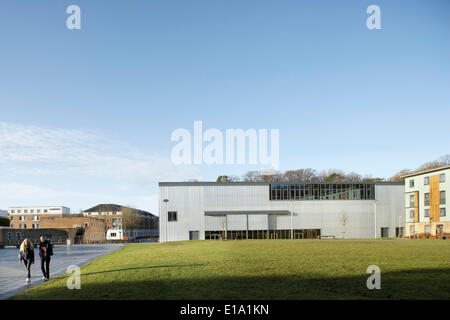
[159,183,404,241]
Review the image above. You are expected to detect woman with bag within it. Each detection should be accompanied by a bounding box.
[19,238,35,283]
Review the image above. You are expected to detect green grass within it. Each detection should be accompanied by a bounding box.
[12,239,450,300]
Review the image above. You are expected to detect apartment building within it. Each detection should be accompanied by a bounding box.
[403,165,449,237]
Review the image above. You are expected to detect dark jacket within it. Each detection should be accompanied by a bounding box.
[19,247,35,264]
[39,240,53,259]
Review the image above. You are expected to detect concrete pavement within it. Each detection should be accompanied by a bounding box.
[0,244,125,299]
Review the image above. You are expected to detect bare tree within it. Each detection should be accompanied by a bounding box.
[227,175,241,182]
[242,170,262,182]
[416,160,443,172]
[389,169,412,182]
[346,172,362,182]
[236,155,449,186]
[362,176,384,182]
[221,215,227,240]
[121,206,140,240]
[438,154,450,166]
[261,171,284,182]
[283,169,318,182]
[318,169,347,182]
[387,154,449,182]
[340,212,348,239]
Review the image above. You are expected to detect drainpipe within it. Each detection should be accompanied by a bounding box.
[163,199,169,242]
[373,201,377,239]
[290,199,294,239]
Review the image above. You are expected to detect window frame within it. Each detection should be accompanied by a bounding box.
[440,191,446,205]
[424,193,430,206]
[168,211,178,222]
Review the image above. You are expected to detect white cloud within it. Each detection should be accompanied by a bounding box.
[0,182,163,214]
[0,121,199,183]
[0,183,90,200]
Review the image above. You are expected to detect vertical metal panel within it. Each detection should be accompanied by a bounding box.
[248,214,268,230]
[159,184,405,241]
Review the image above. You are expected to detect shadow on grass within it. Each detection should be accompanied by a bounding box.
[78,264,205,277]
[13,267,450,300]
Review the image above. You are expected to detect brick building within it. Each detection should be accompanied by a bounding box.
[8,206,106,244]
[83,204,159,240]
[0,227,71,246]
[6,204,159,243]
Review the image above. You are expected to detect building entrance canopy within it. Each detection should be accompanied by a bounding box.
[204,210,290,216]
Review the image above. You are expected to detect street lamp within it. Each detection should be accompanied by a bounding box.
[163,199,169,242]
[373,201,377,239]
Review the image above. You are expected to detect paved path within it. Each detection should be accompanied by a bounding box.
[0,244,125,299]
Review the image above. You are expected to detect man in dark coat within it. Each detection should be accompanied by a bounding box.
[39,235,53,280]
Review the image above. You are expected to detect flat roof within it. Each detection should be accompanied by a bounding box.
[159,181,404,187]
[402,165,450,178]
[8,206,69,209]
[205,210,290,216]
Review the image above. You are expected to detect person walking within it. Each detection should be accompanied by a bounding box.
[39,235,53,280]
[19,238,35,283]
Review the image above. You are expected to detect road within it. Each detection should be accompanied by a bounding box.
[0,244,124,299]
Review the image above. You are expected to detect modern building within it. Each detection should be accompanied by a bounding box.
[0,210,8,217]
[158,181,405,242]
[83,204,159,240]
[403,165,449,237]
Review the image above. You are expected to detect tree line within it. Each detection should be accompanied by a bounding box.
[215,154,450,183]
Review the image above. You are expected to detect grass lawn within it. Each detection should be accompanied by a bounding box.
[12,239,450,300]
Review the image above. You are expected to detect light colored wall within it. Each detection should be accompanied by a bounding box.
[405,222,450,237]
[404,168,449,225]
[159,183,405,242]
[8,206,70,215]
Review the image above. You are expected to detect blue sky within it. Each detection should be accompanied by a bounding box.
[0,0,449,214]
